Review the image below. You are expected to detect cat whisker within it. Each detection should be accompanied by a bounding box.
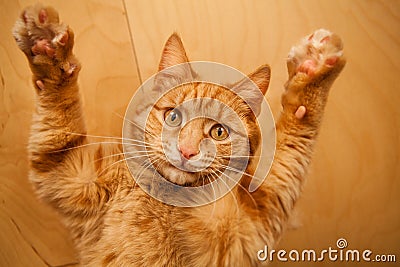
[133,158,163,191]
[214,164,264,182]
[92,151,154,164]
[211,169,240,218]
[63,128,157,147]
[130,160,153,191]
[63,131,149,144]
[220,178,241,214]
[123,138,153,146]
[98,152,155,179]
[44,141,124,154]
[124,143,154,149]
[212,167,259,211]
[44,139,157,154]
[94,156,129,179]
[211,169,239,208]
[149,162,161,192]
[203,173,218,222]
[113,112,144,132]
[133,156,159,178]
[207,173,217,200]
[86,147,159,190]
[143,125,164,141]
[119,114,160,141]
[123,149,157,155]
[217,155,265,159]
[62,131,120,140]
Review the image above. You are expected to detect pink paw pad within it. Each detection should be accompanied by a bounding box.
[298,59,317,76]
[22,11,28,24]
[325,56,338,66]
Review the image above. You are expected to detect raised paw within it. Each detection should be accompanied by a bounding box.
[13,4,79,86]
[287,29,344,80]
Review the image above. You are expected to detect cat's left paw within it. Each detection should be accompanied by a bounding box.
[12,4,80,86]
[287,29,345,81]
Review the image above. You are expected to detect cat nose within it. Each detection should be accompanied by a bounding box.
[179,146,199,160]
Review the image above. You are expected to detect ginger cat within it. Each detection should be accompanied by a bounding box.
[13,4,345,266]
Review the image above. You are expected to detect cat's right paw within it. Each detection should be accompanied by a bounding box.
[13,4,79,86]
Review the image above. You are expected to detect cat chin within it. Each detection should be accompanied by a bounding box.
[159,165,199,186]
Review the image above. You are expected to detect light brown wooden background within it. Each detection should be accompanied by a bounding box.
[1,1,399,266]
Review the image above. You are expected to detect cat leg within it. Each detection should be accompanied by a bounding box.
[12,5,122,224]
[13,4,84,165]
[252,29,346,246]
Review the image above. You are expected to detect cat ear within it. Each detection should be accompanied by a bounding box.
[154,33,193,92]
[159,33,190,70]
[231,65,271,116]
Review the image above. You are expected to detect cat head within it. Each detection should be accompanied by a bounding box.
[138,33,270,186]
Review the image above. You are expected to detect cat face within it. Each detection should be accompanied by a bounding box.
[145,82,261,185]
[127,33,270,187]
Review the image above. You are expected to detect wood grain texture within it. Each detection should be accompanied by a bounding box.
[1,0,399,266]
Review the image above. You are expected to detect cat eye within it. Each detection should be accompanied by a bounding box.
[210,124,229,141]
[164,109,182,127]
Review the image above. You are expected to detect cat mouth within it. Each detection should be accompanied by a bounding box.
[168,157,205,173]
[157,163,200,185]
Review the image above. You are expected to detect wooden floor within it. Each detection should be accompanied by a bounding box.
[1,1,399,266]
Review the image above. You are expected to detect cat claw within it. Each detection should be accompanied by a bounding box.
[61,62,77,76]
[39,8,48,24]
[52,31,69,46]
